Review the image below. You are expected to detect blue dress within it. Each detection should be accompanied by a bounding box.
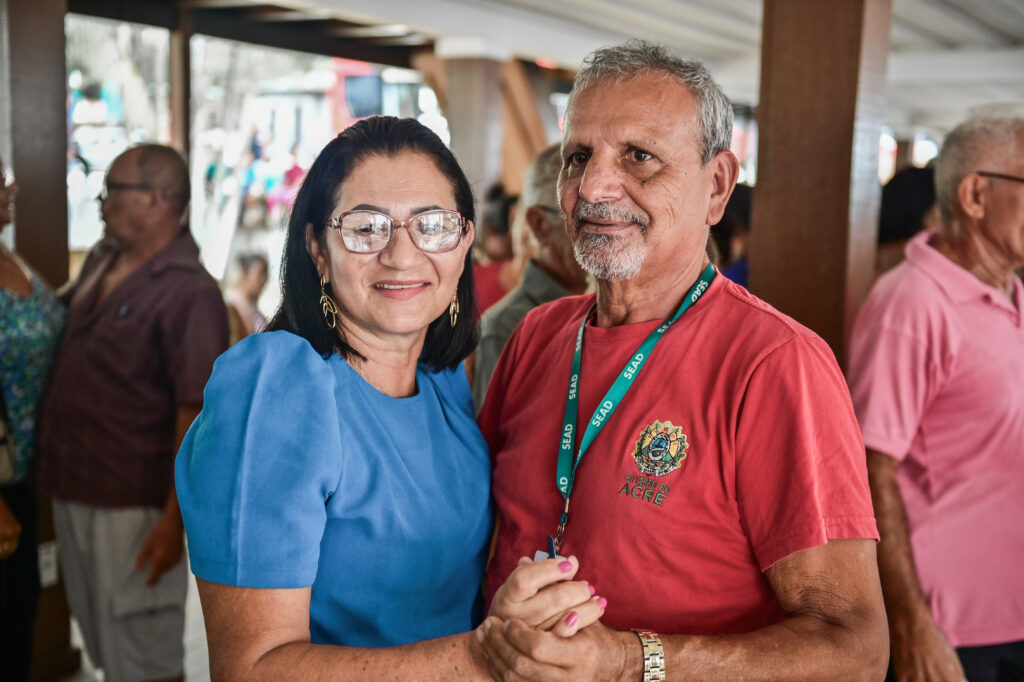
[176,331,493,646]
[0,274,65,483]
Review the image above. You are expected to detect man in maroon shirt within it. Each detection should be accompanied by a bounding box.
[37,144,228,682]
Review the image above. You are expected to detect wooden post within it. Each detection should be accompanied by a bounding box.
[170,4,192,159]
[749,0,892,366]
[0,0,71,288]
[445,57,504,211]
[1,2,81,677]
[500,60,550,193]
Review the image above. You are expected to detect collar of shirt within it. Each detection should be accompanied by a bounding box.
[148,229,203,277]
[520,259,573,307]
[905,229,1022,316]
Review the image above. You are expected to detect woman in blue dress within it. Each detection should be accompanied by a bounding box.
[176,117,605,679]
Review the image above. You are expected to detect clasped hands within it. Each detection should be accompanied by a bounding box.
[474,556,630,681]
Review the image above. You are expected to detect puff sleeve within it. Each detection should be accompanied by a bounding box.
[175,331,343,588]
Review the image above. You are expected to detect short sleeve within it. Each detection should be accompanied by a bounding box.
[158,276,230,406]
[478,318,527,457]
[175,331,343,588]
[472,321,509,413]
[735,333,878,571]
[848,314,944,460]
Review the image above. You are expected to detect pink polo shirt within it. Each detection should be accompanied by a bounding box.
[848,230,1024,648]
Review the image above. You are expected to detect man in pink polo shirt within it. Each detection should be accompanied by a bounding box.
[849,115,1024,682]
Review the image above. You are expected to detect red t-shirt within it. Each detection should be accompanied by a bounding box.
[480,275,877,635]
[473,261,511,316]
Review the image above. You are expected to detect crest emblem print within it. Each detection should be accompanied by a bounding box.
[633,420,689,477]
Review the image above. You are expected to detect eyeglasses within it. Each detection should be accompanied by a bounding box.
[328,209,467,254]
[976,171,1024,185]
[99,180,152,201]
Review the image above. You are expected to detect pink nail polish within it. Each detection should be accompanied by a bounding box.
[588,584,596,596]
[564,611,579,627]
[597,596,608,609]
[558,560,573,573]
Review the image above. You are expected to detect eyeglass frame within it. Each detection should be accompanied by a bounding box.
[975,171,1024,185]
[327,208,470,254]
[99,180,153,202]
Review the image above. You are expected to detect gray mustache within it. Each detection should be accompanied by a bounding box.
[573,200,649,228]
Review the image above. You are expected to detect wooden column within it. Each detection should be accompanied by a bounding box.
[500,60,550,194]
[445,58,504,211]
[0,0,70,288]
[0,2,80,678]
[749,0,892,365]
[170,4,192,159]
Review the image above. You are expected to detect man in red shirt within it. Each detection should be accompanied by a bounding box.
[475,40,888,680]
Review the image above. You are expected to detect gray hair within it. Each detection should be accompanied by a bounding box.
[511,143,562,245]
[569,40,733,165]
[521,143,562,210]
[935,115,1024,236]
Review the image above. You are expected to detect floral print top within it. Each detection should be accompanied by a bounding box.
[1,272,65,483]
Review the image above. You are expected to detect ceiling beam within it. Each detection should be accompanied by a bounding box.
[888,47,1024,85]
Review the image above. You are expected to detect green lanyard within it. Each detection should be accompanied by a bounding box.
[553,263,715,552]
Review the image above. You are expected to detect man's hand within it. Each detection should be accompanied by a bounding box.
[890,608,965,682]
[488,556,607,637]
[476,617,632,682]
[133,510,184,585]
[0,496,21,559]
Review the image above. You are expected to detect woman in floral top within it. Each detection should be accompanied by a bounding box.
[0,158,65,682]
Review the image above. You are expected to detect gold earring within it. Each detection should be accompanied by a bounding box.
[448,291,459,328]
[320,275,338,329]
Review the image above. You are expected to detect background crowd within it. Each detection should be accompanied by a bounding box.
[0,33,1021,682]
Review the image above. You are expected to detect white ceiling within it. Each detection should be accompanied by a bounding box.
[293,0,1024,136]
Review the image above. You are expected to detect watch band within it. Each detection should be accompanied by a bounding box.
[631,629,666,682]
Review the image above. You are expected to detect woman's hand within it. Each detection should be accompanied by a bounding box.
[0,496,21,559]
[488,556,607,638]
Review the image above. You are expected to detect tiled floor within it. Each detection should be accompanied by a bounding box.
[68,570,211,682]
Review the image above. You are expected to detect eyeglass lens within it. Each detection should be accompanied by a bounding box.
[338,210,463,253]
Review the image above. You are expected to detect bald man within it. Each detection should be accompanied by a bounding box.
[37,145,229,682]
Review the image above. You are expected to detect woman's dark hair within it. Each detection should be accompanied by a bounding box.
[266,116,477,370]
[878,166,935,245]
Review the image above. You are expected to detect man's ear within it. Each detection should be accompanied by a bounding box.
[957,173,987,220]
[524,206,551,244]
[704,150,740,226]
[306,223,328,278]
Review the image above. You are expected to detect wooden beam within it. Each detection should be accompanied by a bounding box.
[67,0,416,68]
[169,3,192,158]
[500,60,550,193]
[190,10,414,67]
[749,0,892,365]
[411,48,448,114]
[67,0,178,29]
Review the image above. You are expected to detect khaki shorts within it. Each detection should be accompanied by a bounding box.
[53,500,186,682]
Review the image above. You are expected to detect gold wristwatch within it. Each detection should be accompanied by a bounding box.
[631,629,666,682]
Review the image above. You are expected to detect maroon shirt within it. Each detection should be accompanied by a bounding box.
[37,231,229,508]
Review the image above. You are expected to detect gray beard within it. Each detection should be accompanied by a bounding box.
[573,232,645,281]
